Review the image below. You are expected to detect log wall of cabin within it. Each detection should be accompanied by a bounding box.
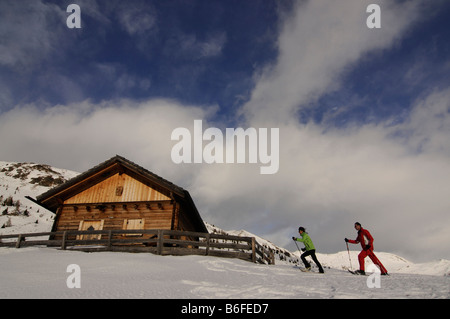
[53,201,176,237]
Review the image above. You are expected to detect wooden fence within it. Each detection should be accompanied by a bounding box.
[0,229,275,265]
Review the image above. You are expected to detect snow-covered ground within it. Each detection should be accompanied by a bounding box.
[0,246,448,299]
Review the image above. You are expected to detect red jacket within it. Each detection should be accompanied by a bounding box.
[348,227,374,250]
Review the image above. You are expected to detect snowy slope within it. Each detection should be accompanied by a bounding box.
[0,161,78,235]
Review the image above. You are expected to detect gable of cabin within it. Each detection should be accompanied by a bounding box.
[63,172,171,204]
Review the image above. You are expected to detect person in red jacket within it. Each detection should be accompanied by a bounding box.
[345,222,388,275]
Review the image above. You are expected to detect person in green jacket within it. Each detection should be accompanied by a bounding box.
[293,227,324,273]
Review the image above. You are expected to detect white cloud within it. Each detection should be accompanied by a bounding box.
[241,0,426,125]
[93,62,152,92]
[0,0,65,69]
[164,31,227,61]
[396,89,450,157]
[0,99,215,182]
[199,32,227,58]
[116,2,157,35]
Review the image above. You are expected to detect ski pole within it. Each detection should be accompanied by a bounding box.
[293,238,302,265]
[346,242,353,271]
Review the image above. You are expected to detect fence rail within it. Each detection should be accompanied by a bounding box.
[0,229,275,265]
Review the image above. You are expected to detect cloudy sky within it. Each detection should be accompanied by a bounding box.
[1,0,449,262]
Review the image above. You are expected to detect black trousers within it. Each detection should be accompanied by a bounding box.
[301,249,324,273]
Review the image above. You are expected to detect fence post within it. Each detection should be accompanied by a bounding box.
[61,231,67,250]
[15,234,23,249]
[251,237,256,263]
[107,230,112,250]
[205,233,210,256]
[157,230,163,255]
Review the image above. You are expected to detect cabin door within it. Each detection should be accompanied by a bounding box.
[123,218,144,236]
[77,220,104,240]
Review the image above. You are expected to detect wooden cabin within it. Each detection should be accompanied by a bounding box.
[33,156,207,243]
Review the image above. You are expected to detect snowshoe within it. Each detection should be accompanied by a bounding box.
[348,270,366,275]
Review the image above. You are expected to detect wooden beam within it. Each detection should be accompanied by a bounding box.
[251,237,256,263]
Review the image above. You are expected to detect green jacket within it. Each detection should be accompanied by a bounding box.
[295,232,315,251]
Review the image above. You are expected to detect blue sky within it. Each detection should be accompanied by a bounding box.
[300,3,450,128]
[3,0,447,125]
[1,0,283,120]
[1,0,450,262]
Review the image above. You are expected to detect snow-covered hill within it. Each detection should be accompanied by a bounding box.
[1,160,449,278]
[0,161,78,234]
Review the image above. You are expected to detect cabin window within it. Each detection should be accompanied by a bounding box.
[77,220,104,240]
[123,218,144,236]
